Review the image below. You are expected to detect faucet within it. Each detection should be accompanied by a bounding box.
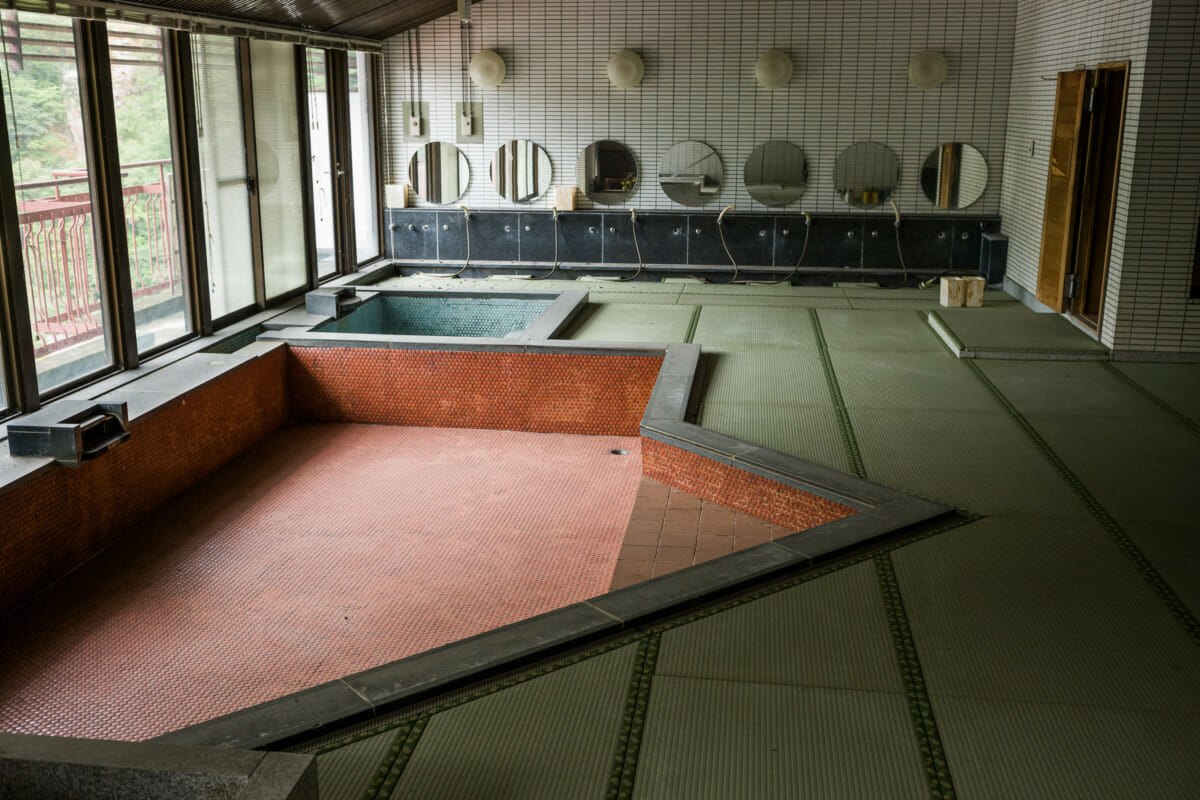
[630,208,637,223]
[889,199,901,228]
[718,204,735,225]
[802,211,812,226]
[552,207,560,219]
[460,205,470,219]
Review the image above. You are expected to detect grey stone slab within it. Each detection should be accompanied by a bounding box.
[0,733,316,799]
[90,390,176,423]
[642,376,691,424]
[0,453,54,497]
[660,343,701,378]
[262,310,331,331]
[733,446,894,506]
[520,290,587,340]
[154,680,374,751]
[586,542,805,626]
[773,497,951,561]
[345,603,621,709]
[241,753,318,800]
[523,341,666,357]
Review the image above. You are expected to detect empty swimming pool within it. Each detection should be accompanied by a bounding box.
[316,293,554,337]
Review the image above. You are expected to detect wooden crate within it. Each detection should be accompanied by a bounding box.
[939,277,966,307]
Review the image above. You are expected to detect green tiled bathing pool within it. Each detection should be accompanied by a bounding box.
[316,295,554,338]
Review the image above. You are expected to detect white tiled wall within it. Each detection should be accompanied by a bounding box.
[998,0,1150,347]
[1000,0,1200,353]
[381,0,1017,215]
[1112,0,1200,352]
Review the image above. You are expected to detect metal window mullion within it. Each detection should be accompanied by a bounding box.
[294,44,318,290]
[0,72,40,413]
[164,30,212,336]
[74,18,138,370]
[328,48,355,275]
[367,52,385,264]
[237,38,266,308]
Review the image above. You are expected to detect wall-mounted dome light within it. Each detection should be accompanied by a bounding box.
[468,49,506,88]
[755,49,792,89]
[607,50,644,88]
[908,49,948,90]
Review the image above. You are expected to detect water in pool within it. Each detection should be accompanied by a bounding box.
[316,295,553,338]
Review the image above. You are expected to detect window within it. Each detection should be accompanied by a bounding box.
[347,50,379,263]
[2,11,114,392]
[106,20,191,354]
[250,39,308,299]
[191,33,255,320]
[306,48,336,278]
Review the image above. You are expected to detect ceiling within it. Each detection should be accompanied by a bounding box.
[123,0,477,40]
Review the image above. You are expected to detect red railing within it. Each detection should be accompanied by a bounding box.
[16,159,180,356]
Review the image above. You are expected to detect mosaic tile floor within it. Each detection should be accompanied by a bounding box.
[610,478,796,588]
[0,424,642,741]
[307,276,1200,799]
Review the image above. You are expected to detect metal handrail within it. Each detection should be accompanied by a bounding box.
[15,159,180,357]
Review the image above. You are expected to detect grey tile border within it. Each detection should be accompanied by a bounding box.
[0,732,316,799]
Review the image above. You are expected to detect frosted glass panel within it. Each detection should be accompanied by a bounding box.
[250,40,308,298]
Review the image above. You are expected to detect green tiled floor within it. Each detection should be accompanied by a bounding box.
[1111,362,1200,424]
[848,407,1092,516]
[390,645,638,798]
[656,563,901,693]
[304,277,1199,798]
[562,303,695,342]
[634,677,927,800]
[696,403,850,473]
[935,306,1109,354]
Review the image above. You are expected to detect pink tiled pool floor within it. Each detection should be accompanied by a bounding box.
[0,423,642,741]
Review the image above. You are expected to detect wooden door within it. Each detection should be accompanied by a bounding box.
[1036,70,1089,311]
[1071,62,1129,328]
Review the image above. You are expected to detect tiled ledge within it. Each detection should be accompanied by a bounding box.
[157,287,951,751]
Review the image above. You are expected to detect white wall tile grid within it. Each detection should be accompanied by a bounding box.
[1001,0,1200,353]
[381,0,1017,217]
[1113,0,1200,352]
[998,0,1151,350]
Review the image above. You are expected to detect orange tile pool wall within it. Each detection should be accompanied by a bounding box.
[287,347,663,435]
[641,437,860,531]
[0,348,288,613]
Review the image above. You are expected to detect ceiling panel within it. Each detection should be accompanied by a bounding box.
[122,0,470,40]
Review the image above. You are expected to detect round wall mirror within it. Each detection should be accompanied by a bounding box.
[744,141,808,206]
[490,140,552,203]
[577,140,638,204]
[920,143,988,209]
[659,140,723,206]
[832,142,900,208]
[408,141,470,204]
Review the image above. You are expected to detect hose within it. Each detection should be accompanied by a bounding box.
[618,210,644,282]
[531,209,560,280]
[440,207,471,277]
